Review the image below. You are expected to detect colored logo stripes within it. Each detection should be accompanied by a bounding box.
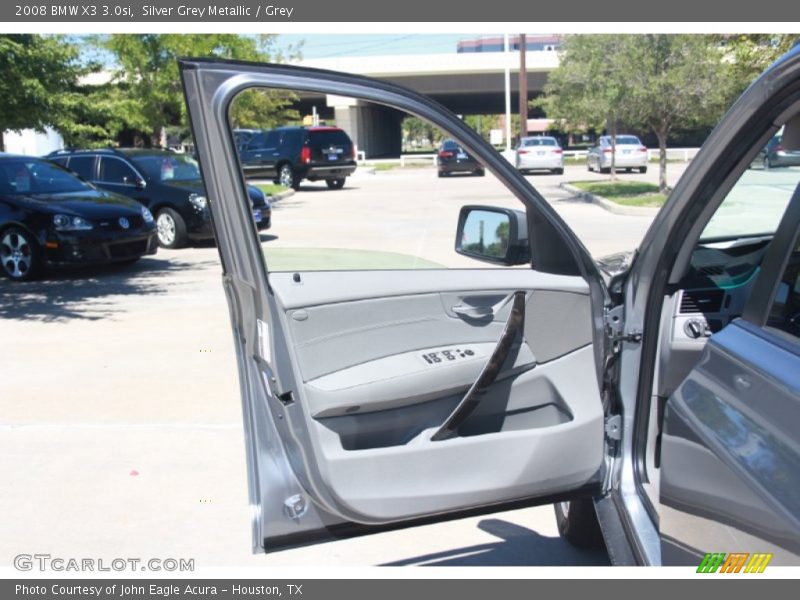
[697,552,773,573]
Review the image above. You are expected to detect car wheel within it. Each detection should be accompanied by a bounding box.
[554,499,605,549]
[600,166,611,174]
[0,227,42,281]
[326,178,346,190]
[552,168,564,175]
[155,208,188,249]
[639,166,648,174]
[278,164,300,190]
[474,169,485,177]
[438,171,448,178]
[587,161,593,172]
[763,156,771,170]
[117,257,141,265]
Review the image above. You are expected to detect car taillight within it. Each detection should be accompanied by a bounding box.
[553,148,563,154]
[775,145,784,152]
[351,146,356,159]
[517,149,529,155]
[603,148,612,153]
[301,146,311,164]
[439,151,454,158]
[638,146,647,152]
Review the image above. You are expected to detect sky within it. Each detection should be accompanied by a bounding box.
[77,34,499,68]
[275,34,475,59]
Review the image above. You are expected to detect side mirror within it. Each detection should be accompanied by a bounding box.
[455,205,530,266]
[134,178,146,190]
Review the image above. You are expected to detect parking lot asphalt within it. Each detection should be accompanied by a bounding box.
[0,162,691,569]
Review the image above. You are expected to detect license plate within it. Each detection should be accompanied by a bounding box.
[623,149,631,154]
[457,152,468,159]
[537,151,546,156]
[328,154,338,161]
[252,209,262,221]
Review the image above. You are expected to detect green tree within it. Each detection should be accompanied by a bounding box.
[55,81,149,148]
[533,35,630,179]
[0,34,91,151]
[621,35,727,193]
[101,34,298,146]
[715,35,799,105]
[229,88,300,130]
[402,116,443,150]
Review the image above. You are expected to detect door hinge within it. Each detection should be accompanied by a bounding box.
[604,305,642,345]
[605,414,622,441]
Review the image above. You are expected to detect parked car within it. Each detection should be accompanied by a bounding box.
[181,44,800,564]
[514,136,564,174]
[437,139,485,177]
[46,148,271,249]
[587,135,648,173]
[0,155,157,281]
[755,132,800,169]
[236,126,357,190]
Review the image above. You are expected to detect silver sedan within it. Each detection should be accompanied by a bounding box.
[587,135,648,173]
[514,136,564,174]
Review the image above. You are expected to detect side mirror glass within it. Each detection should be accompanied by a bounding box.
[455,205,530,266]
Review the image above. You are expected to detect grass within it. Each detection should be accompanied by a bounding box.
[256,184,290,196]
[263,247,445,271]
[368,162,437,171]
[570,180,667,208]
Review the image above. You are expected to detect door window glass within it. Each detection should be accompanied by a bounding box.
[229,89,530,272]
[99,157,138,185]
[67,156,96,180]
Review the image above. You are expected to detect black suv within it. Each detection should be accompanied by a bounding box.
[46,148,271,249]
[236,126,357,190]
[437,139,485,177]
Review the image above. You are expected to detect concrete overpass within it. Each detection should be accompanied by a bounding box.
[292,51,559,158]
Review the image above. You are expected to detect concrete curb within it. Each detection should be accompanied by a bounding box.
[269,189,295,202]
[559,182,661,217]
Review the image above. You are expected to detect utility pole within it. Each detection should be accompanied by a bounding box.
[504,34,512,153]
[519,34,528,141]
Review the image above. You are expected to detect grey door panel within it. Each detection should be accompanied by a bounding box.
[306,341,536,418]
[308,344,603,521]
[267,269,603,522]
[287,293,511,381]
[660,320,800,563]
[525,289,593,362]
[269,269,589,309]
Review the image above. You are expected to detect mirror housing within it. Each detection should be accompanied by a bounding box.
[455,205,530,266]
[134,178,147,190]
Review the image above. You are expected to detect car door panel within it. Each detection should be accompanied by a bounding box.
[265,268,603,522]
[660,320,800,564]
[181,59,610,552]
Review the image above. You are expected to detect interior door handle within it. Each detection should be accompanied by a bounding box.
[451,293,518,319]
[451,305,493,318]
[432,291,527,441]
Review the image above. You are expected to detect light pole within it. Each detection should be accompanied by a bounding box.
[519,34,528,140]
[504,33,512,153]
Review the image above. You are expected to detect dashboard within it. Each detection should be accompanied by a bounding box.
[658,236,771,397]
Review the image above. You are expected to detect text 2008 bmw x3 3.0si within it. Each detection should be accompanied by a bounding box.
[180,47,800,565]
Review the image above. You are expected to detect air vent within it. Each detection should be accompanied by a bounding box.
[699,265,725,277]
[679,289,724,314]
